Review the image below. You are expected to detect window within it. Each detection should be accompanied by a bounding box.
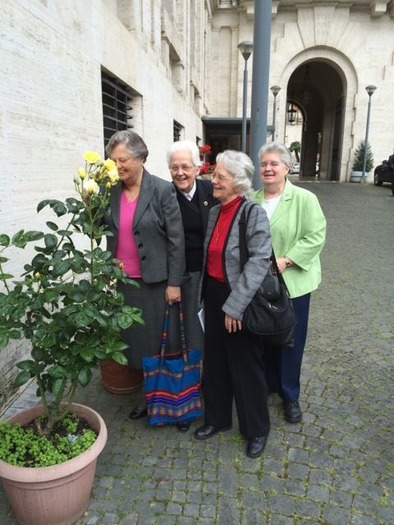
[173,120,183,142]
[101,70,134,150]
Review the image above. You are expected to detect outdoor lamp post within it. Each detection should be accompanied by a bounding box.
[238,40,253,152]
[270,85,281,141]
[362,84,377,182]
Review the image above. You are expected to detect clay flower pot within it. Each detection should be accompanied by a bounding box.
[100,359,144,394]
[0,403,107,525]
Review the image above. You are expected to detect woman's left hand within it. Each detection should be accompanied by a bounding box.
[225,313,242,333]
[165,285,181,305]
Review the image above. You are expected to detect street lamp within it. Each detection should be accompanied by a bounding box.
[270,85,281,141]
[238,40,253,152]
[361,84,377,182]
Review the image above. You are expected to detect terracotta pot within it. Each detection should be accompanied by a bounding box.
[0,403,107,525]
[100,359,143,394]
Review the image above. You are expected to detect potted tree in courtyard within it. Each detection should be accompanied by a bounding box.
[350,141,374,182]
[0,152,143,525]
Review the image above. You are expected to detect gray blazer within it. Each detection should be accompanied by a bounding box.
[105,169,185,286]
[200,199,272,320]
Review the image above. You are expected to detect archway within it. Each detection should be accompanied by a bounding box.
[286,60,345,181]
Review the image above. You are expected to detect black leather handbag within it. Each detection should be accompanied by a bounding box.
[239,203,297,347]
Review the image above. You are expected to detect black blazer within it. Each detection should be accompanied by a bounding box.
[175,179,217,272]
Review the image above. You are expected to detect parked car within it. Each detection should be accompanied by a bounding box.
[374,160,392,186]
[292,162,300,174]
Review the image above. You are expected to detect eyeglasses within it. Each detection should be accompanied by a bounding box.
[169,164,195,173]
[211,172,232,182]
[260,161,285,169]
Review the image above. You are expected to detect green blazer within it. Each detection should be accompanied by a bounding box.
[252,180,326,298]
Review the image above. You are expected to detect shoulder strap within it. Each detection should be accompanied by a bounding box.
[238,202,284,284]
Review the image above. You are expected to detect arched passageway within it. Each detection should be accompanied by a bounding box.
[285,60,345,181]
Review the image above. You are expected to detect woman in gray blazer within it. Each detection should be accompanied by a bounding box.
[194,150,272,459]
[104,130,185,420]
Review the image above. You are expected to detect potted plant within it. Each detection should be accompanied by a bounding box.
[0,152,143,525]
[350,141,374,182]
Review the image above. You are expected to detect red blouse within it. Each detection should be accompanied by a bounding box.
[207,196,243,282]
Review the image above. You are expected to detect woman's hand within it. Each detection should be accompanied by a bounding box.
[225,313,242,333]
[165,285,181,305]
[275,257,293,273]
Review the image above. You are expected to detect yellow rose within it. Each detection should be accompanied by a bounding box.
[78,168,87,179]
[108,169,119,184]
[85,179,99,195]
[83,151,101,164]
[103,158,116,171]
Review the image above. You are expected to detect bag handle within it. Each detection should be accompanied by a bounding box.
[160,302,188,360]
[238,202,284,285]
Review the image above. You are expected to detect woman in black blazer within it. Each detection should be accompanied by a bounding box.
[167,141,217,431]
[104,130,185,421]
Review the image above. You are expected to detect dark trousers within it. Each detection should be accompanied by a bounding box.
[264,293,311,402]
[202,277,270,439]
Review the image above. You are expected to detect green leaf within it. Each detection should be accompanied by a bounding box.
[48,365,66,378]
[14,370,32,387]
[80,348,95,362]
[57,230,73,237]
[78,368,92,387]
[12,231,28,248]
[37,199,50,212]
[0,272,13,280]
[0,334,9,348]
[0,234,10,247]
[46,221,59,231]
[51,378,66,398]
[111,352,128,366]
[44,234,57,249]
[52,260,71,276]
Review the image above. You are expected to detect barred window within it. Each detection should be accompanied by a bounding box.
[102,71,134,151]
[173,120,183,142]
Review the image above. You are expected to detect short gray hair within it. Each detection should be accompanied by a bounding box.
[216,150,254,197]
[106,130,149,162]
[166,140,201,167]
[258,141,293,168]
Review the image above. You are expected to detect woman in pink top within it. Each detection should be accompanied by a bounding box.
[104,130,185,422]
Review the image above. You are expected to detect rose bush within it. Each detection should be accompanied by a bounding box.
[0,152,143,435]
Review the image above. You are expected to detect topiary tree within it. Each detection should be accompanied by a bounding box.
[352,141,374,172]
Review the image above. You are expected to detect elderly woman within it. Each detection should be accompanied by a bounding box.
[104,130,185,421]
[194,150,272,459]
[167,140,217,351]
[253,142,326,424]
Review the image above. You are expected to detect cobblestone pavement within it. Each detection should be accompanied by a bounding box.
[1,181,393,525]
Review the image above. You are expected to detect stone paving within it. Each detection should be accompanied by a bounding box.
[0,181,393,525]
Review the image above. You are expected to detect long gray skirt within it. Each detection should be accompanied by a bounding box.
[118,279,182,369]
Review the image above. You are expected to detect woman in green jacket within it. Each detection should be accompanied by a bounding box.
[253,142,326,424]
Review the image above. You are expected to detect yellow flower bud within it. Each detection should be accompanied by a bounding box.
[103,158,116,171]
[78,168,87,179]
[34,272,41,280]
[106,182,111,188]
[108,169,119,184]
[85,179,99,195]
[83,151,101,164]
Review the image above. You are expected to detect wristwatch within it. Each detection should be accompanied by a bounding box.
[284,256,292,268]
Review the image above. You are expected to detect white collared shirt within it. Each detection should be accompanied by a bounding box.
[181,180,197,201]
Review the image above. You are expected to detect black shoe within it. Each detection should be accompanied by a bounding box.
[194,424,232,440]
[129,407,147,420]
[176,421,191,432]
[246,435,268,458]
[284,400,302,423]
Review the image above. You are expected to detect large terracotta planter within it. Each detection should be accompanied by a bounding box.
[0,403,107,525]
[100,359,143,394]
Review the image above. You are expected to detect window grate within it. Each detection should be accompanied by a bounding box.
[173,120,183,142]
[102,72,134,150]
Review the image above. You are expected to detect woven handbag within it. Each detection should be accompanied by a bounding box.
[142,303,203,426]
[239,203,297,347]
